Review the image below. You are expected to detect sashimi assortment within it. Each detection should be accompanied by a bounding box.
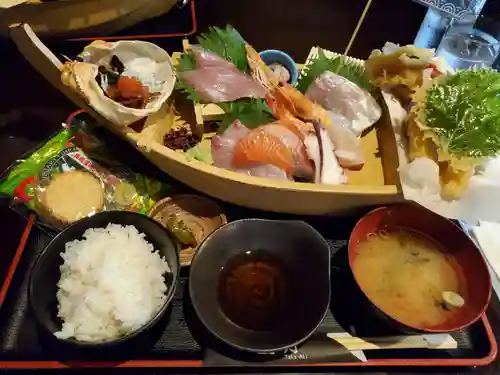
[172,26,383,185]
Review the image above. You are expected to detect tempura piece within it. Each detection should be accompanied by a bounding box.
[438,161,474,201]
[366,43,438,102]
[406,116,436,161]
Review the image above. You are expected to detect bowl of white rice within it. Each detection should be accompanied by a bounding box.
[29,211,179,347]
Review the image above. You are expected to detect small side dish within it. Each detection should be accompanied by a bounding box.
[148,194,227,265]
[61,40,176,126]
[259,49,298,85]
[40,171,104,224]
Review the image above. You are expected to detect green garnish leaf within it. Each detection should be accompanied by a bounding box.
[195,25,248,73]
[175,25,249,104]
[424,69,500,158]
[297,48,374,94]
[218,99,274,132]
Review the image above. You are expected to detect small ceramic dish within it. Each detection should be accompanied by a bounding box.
[148,194,227,266]
[189,218,331,354]
[259,49,299,85]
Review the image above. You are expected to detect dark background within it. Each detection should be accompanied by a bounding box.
[1,0,500,374]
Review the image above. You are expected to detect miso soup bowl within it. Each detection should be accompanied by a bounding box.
[189,218,331,354]
[348,204,492,333]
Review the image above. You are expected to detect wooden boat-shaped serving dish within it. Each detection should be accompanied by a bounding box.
[122,46,403,214]
[11,26,403,215]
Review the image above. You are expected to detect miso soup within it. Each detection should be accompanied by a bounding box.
[352,230,462,328]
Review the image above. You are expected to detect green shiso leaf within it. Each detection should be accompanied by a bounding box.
[175,25,273,131]
[175,25,248,76]
[217,99,274,133]
[296,48,374,94]
[195,25,249,73]
[424,69,500,158]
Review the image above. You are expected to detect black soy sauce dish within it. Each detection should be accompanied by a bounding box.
[189,218,331,354]
[29,211,180,348]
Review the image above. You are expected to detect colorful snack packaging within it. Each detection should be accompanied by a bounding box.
[0,127,174,231]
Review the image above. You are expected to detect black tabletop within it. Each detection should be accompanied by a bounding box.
[0,0,498,373]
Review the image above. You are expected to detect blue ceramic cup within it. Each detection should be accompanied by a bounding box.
[259,49,299,85]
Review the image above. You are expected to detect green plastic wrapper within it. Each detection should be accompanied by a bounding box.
[0,127,174,230]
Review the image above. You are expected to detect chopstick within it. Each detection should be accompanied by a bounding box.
[327,333,458,351]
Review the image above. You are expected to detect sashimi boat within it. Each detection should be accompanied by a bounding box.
[10,23,405,215]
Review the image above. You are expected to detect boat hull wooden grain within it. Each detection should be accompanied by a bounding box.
[0,0,177,38]
[121,93,404,215]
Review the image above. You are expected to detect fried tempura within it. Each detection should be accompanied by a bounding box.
[366,44,436,102]
[406,116,436,161]
[438,161,474,201]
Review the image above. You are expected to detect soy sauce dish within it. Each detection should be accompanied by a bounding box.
[189,219,331,354]
[349,204,491,333]
[29,211,180,348]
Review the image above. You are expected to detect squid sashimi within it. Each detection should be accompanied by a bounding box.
[178,46,267,103]
[305,71,381,136]
[305,121,347,185]
[211,120,289,179]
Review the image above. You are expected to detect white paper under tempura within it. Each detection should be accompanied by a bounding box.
[382,91,500,222]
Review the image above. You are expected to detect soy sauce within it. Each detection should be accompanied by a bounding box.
[217,250,289,331]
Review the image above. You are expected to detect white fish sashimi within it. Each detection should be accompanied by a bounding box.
[211,120,289,180]
[306,71,381,136]
[305,128,346,185]
[211,120,250,169]
[325,112,365,169]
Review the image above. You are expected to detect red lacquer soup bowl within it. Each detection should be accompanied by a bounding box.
[348,203,492,333]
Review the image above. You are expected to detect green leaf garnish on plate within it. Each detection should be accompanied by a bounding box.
[297,48,374,94]
[423,69,500,158]
[175,25,271,128]
[217,99,275,132]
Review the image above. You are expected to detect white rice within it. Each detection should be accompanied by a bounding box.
[54,224,170,342]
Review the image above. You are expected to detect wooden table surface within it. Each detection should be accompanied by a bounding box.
[0,0,498,373]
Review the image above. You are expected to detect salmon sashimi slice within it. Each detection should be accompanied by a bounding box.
[233,127,295,174]
[212,121,289,180]
[260,123,314,177]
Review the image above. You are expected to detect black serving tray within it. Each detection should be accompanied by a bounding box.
[0,207,496,369]
[0,114,497,369]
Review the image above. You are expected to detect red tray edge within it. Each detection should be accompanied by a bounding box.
[0,214,497,369]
